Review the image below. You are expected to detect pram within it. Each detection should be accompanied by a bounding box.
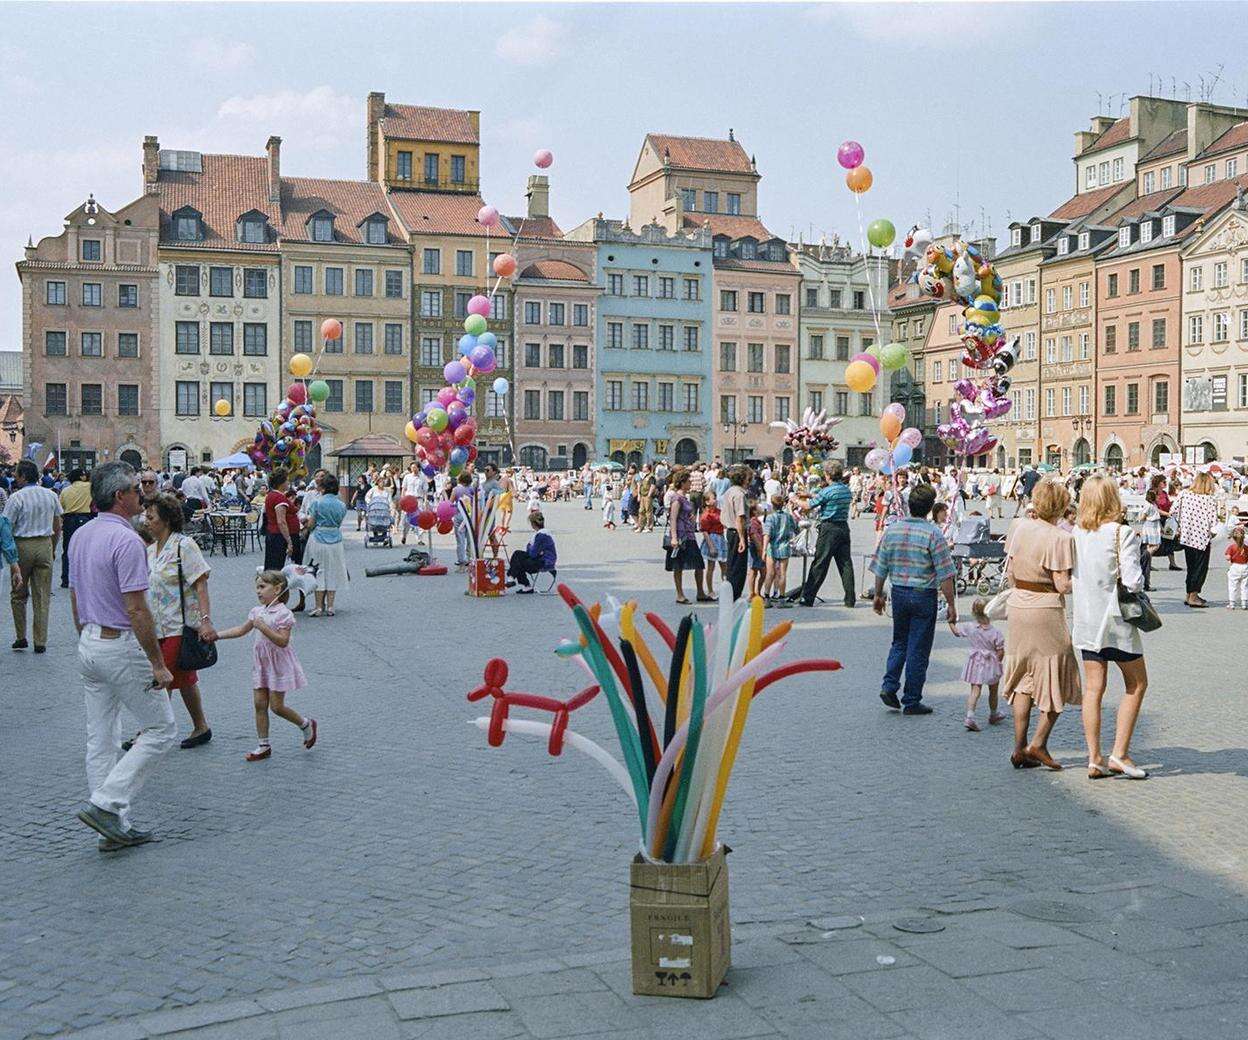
[950,516,1006,595]
[364,497,395,548]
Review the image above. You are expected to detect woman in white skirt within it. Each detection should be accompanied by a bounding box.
[302,473,349,617]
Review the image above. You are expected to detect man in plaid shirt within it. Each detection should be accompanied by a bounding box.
[870,483,958,715]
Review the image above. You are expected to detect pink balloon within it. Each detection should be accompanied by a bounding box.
[837,140,865,170]
[883,402,906,423]
[864,447,891,472]
[435,500,456,523]
[437,387,458,407]
[467,294,491,316]
[286,383,307,405]
[534,149,553,169]
[899,427,923,449]
[851,352,880,376]
[477,205,500,228]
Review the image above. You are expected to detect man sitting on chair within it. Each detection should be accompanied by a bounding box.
[507,511,556,594]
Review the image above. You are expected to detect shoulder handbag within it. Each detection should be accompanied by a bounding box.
[176,539,218,671]
[1115,524,1162,633]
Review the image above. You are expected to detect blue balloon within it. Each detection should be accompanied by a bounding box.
[421,462,437,478]
[458,334,477,356]
[891,442,914,468]
[449,447,469,467]
[492,376,510,395]
[459,387,476,406]
[477,331,497,349]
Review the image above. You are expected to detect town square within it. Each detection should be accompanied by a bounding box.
[4,3,1248,1038]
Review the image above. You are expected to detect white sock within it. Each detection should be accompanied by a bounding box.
[300,718,311,732]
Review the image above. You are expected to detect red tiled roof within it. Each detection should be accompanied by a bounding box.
[519,260,589,282]
[278,177,398,246]
[683,214,776,240]
[1196,121,1248,161]
[380,105,478,145]
[1107,186,1185,224]
[504,214,563,240]
[1048,182,1125,221]
[712,258,798,277]
[1082,117,1131,155]
[646,134,753,174]
[1143,128,1187,162]
[328,434,410,458]
[155,153,279,251]
[1168,171,1248,215]
[388,191,492,237]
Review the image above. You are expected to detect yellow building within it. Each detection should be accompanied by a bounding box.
[367,92,480,194]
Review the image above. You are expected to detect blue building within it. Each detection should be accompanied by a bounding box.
[564,218,713,466]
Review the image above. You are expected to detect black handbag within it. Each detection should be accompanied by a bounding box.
[176,539,218,671]
[1115,525,1162,633]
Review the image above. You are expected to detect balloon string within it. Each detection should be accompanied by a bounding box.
[851,192,884,346]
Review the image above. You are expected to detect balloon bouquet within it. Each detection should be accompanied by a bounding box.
[770,405,842,456]
[865,404,923,477]
[247,338,327,479]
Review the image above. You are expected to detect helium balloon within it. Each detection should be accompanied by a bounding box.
[899,427,923,449]
[867,219,896,249]
[308,379,330,403]
[865,343,883,359]
[414,410,428,428]
[467,294,491,317]
[466,445,478,463]
[883,402,906,423]
[446,401,467,428]
[469,345,496,373]
[534,149,553,169]
[464,314,487,336]
[421,463,437,479]
[844,359,876,393]
[286,383,308,405]
[836,140,864,170]
[404,421,419,443]
[399,495,419,514]
[449,446,469,467]
[289,353,313,378]
[435,500,456,523]
[880,412,902,444]
[436,518,454,535]
[492,376,510,395]
[458,334,477,356]
[213,398,230,417]
[426,407,448,433]
[852,351,880,376]
[458,386,476,407]
[845,166,873,194]
[477,331,497,349]
[492,253,517,277]
[436,387,458,407]
[417,509,437,531]
[444,360,467,385]
[880,342,910,371]
[320,318,342,341]
[453,419,476,445]
[864,447,890,471]
[477,205,499,227]
[892,442,914,468]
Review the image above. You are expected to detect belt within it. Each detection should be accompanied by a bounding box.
[1013,579,1058,593]
[15,534,54,539]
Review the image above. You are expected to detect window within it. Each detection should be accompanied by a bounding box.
[574,390,590,420]
[325,268,344,296]
[79,383,102,415]
[549,303,565,326]
[1204,163,1217,184]
[703,191,718,213]
[324,379,344,412]
[209,322,233,355]
[834,391,849,415]
[830,289,843,309]
[1143,171,1155,194]
[364,218,387,245]
[1126,382,1139,414]
[1214,312,1230,342]
[1162,214,1176,238]
[607,273,624,296]
[859,393,873,417]
[1025,331,1037,359]
[454,291,471,318]
[548,343,564,368]
[684,278,700,301]
[1079,281,1089,307]
[808,334,824,360]
[932,360,942,383]
[524,342,541,367]
[808,390,823,413]
[1104,325,1117,353]
[80,332,102,358]
[776,294,791,315]
[237,213,266,243]
[548,390,565,421]
[727,193,741,215]
[720,290,738,312]
[747,342,764,372]
[384,323,403,355]
[1011,227,1022,246]
[45,383,67,415]
[420,337,441,367]
[243,323,267,356]
[385,269,403,299]
[243,383,267,417]
[1078,232,1090,251]
[633,275,649,297]
[1128,268,1140,294]
[949,313,958,335]
[1213,374,1228,410]
[1025,387,1036,419]
[658,277,674,299]
[1045,288,1056,313]
[46,281,66,305]
[1162,167,1173,189]
[175,321,199,354]
[1229,159,1241,180]
[114,283,138,309]
[720,395,737,423]
[424,153,439,185]
[573,303,588,326]
[1058,237,1070,255]
[632,324,650,350]
[174,211,201,241]
[396,151,412,180]
[681,188,696,210]
[81,282,102,307]
[208,381,233,416]
[117,384,139,416]
[524,301,541,325]
[293,320,313,352]
[747,396,763,423]
[1241,375,1248,410]
[451,155,466,184]
[1045,338,1056,364]
[1242,309,1248,340]
[573,344,588,369]
[1045,388,1055,416]
[353,269,374,297]
[1079,385,1089,414]
[849,290,864,310]
[719,341,737,372]
[805,287,819,308]
[607,380,623,410]
[658,324,675,351]
[176,381,200,416]
[1215,261,1229,288]
[1062,336,1073,361]
[45,331,66,356]
[209,267,233,296]
[80,238,102,262]
[775,396,791,423]
[1139,220,1153,246]
[422,248,441,276]
[683,326,699,351]
[310,215,334,242]
[1190,266,1204,292]
[1099,161,1110,184]
[491,294,507,321]
[354,323,374,354]
[1152,318,1166,348]
[383,380,403,414]
[354,381,374,413]
[747,292,765,313]
[607,322,623,349]
[1061,386,1071,415]
[1062,286,1072,309]
[683,384,699,413]
[243,268,267,298]
[1127,322,1140,351]
[286,266,311,297]
[421,290,442,317]
[1113,157,1124,182]
[1189,314,1204,343]
[452,249,473,277]
[1106,273,1118,298]
[775,344,791,374]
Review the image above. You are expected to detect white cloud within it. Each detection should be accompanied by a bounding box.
[212,86,358,154]
[494,16,568,67]
[188,38,256,72]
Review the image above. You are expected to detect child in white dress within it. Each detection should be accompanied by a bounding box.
[953,598,1006,731]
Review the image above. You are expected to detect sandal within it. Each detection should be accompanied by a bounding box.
[325,609,335,617]
[675,597,692,605]
[1087,760,1112,780]
[1027,746,1063,771]
[307,609,323,618]
[245,745,272,762]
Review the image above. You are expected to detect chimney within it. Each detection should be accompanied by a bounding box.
[367,91,385,181]
[142,135,159,193]
[1090,116,1116,135]
[1073,130,1098,157]
[266,136,281,204]
[526,175,549,219]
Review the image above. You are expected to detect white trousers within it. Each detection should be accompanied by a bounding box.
[79,625,176,828]
[1229,563,1248,608]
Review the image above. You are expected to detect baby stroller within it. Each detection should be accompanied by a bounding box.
[951,516,1006,595]
[364,497,394,548]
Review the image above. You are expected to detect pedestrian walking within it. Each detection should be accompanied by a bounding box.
[1226,526,1248,609]
[262,468,296,571]
[721,465,750,601]
[58,468,93,589]
[664,469,708,604]
[763,494,796,606]
[5,458,63,652]
[70,461,176,849]
[796,461,855,607]
[952,597,1005,731]
[1171,471,1219,608]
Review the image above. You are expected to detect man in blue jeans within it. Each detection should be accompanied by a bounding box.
[870,483,958,715]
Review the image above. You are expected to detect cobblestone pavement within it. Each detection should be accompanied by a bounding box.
[3,505,1248,1039]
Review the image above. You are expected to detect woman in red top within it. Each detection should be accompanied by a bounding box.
[1150,474,1179,571]
[263,468,295,571]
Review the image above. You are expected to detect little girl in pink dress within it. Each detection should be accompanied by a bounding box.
[217,570,318,761]
[953,598,1006,732]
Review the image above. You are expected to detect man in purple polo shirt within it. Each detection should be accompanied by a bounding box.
[70,461,175,849]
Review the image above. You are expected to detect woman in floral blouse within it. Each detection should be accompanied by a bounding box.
[1172,471,1220,608]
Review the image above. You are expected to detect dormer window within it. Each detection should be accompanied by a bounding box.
[1058,236,1070,255]
[309,212,335,243]
[363,216,388,245]
[739,239,757,260]
[713,238,729,258]
[1030,223,1041,243]
[1139,220,1153,245]
[1011,227,1022,246]
[1163,214,1176,237]
[172,206,202,241]
[1118,226,1131,248]
[236,211,268,244]
[1078,231,1090,251]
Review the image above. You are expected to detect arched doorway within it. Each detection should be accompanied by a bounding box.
[674,438,698,465]
[1073,438,1091,466]
[1150,443,1167,466]
[120,449,142,471]
[1104,444,1123,471]
[519,444,548,469]
[610,449,626,466]
[626,449,643,468]
[572,442,589,468]
[781,447,794,465]
[995,445,1006,469]
[1198,441,1217,463]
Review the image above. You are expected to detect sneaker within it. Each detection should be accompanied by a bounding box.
[988,711,1008,725]
[880,690,901,711]
[302,718,318,750]
[33,645,45,654]
[903,703,934,716]
[964,714,981,732]
[11,639,27,651]
[245,744,272,762]
[76,803,129,844]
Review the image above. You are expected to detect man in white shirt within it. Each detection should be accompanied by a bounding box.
[5,459,63,652]
[180,469,206,510]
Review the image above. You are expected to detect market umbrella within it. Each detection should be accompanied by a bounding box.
[1035,463,1057,473]
[211,451,255,470]
[592,460,624,472]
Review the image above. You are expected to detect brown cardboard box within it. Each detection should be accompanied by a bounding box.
[468,558,506,597]
[629,846,730,998]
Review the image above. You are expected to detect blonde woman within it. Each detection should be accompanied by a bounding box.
[1171,471,1219,607]
[999,479,1081,770]
[1071,476,1150,779]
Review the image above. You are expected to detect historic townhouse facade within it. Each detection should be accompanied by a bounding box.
[17,194,161,470]
[793,242,890,467]
[886,280,938,462]
[922,300,973,469]
[565,218,713,466]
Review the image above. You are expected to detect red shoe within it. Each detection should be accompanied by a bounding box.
[245,745,272,762]
[302,719,318,749]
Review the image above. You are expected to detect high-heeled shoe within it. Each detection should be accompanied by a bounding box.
[1108,755,1149,779]
[1087,760,1112,780]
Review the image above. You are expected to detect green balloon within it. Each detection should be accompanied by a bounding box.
[307,379,330,403]
[426,407,449,433]
[879,342,909,371]
[867,219,896,249]
[464,314,488,336]
[865,344,883,359]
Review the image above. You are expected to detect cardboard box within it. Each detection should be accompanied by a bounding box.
[468,558,506,597]
[629,846,730,998]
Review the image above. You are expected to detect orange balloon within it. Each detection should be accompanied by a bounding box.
[880,413,902,443]
[320,318,343,341]
[846,166,873,194]
[492,252,517,277]
[845,359,877,393]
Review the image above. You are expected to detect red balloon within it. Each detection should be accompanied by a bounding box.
[416,427,436,449]
[466,445,478,462]
[321,318,343,341]
[398,494,418,514]
[416,510,437,531]
[436,519,454,535]
[427,449,447,468]
[287,383,308,405]
[438,431,455,451]
[453,421,476,446]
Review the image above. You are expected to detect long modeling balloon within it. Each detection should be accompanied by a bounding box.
[620,602,669,703]
[645,611,677,651]
[663,620,708,862]
[664,616,692,748]
[620,638,658,782]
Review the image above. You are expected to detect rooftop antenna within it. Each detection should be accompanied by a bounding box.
[1209,63,1225,101]
[1183,81,1191,101]
[1095,90,1104,115]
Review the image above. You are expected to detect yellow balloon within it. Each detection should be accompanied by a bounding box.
[404,420,419,443]
[845,359,877,393]
[289,353,313,378]
[213,399,230,417]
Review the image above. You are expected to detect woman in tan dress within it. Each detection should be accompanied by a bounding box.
[1000,479,1082,770]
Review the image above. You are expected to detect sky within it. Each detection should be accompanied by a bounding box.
[4,1,1248,342]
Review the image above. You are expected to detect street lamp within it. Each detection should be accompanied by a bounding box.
[723,420,749,463]
[1070,416,1092,466]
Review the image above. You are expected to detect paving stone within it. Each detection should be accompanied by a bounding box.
[256,976,383,1011]
[793,939,917,977]
[389,982,510,1021]
[509,991,629,1039]
[961,968,1103,1013]
[888,1005,1046,1040]
[839,965,978,1013]
[130,999,266,1036]
[721,961,846,1009]
[493,969,606,1000]
[903,937,1051,978]
[758,996,906,1039]
[399,1011,529,1040]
